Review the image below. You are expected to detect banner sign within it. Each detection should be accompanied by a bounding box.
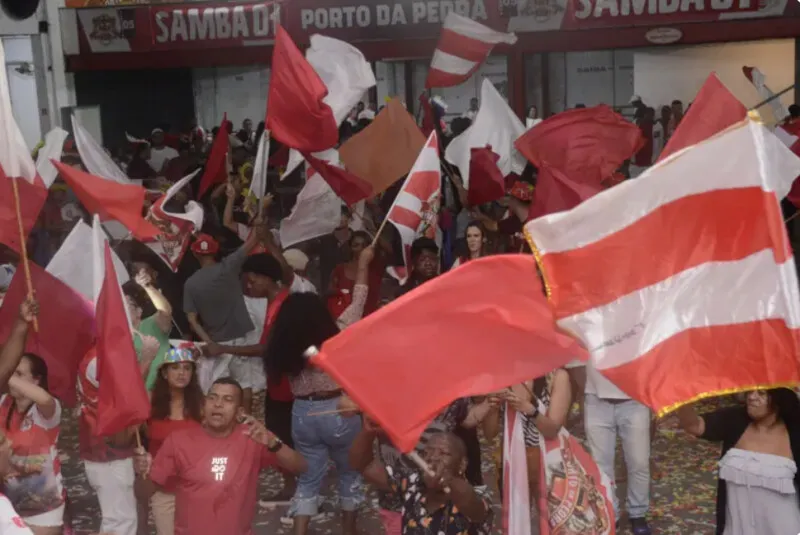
[63,0,796,55]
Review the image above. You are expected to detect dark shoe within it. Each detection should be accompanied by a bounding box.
[630,517,652,535]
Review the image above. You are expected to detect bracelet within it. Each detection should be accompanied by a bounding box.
[267,437,284,453]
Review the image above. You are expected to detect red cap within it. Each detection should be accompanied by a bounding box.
[190,234,219,255]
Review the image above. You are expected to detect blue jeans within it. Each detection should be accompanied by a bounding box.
[584,395,651,519]
[290,397,364,516]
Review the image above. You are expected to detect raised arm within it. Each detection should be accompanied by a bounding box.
[222,183,238,233]
[0,298,37,391]
[136,271,172,334]
[7,375,57,420]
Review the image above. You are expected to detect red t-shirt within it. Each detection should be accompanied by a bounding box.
[262,290,293,402]
[148,418,201,458]
[150,425,278,535]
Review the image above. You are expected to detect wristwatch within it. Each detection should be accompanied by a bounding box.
[267,437,284,452]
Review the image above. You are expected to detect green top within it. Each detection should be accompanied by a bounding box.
[133,314,171,391]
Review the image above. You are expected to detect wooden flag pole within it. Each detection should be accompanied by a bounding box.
[10,178,38,332]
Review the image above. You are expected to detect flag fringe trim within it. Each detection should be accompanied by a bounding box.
[524,225,551,300]
[656,381,800,418]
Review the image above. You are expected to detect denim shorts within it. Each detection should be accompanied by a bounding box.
[290,397,364,516]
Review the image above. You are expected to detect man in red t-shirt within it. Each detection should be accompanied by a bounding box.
[134,378,307,534]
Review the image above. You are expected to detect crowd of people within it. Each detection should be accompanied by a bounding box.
[0,94,798,535]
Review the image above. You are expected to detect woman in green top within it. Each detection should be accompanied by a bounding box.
[122,269,174,392]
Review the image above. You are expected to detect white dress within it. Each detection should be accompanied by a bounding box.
[719,448,800,535]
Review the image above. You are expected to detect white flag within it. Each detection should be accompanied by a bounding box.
[251,133,270,200]
[279,163,341,248]
[502,405,531,535]
[47,219,129,304]
[36,128,69,188]
[444,79,526,189]
[0,40,36,182]
[72,114,130,184]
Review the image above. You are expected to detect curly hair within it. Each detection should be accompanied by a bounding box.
[150,362,204,422]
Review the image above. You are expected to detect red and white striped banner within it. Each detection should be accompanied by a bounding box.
[426,12,516,89]
[525,120,800,415]
[385,132,441,284]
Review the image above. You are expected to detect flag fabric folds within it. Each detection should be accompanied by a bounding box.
[196,114,230,200]
[303,150,372,206]
[538,427,616,534]
[71,114,130,184]
[502,407,531,535]
[658,74,747,163]
[314,254,587,452]
[743,66,790,123]
[36,127,69,188]
[46,220,129,304]
[426,12,517,89]
[250,133,270,201]
[515,105,642,218]
[445,79,526,189]
[0,40,36,184]
[53,161,161,241]
[267,26,339,153]
[144,170,203,272]
[524,120,800,416]
[0,263,95,405]
[279,163,342,248]
[384,132,441,284]
[467,146,506,206]
[92,216,150,436]
[339,98,426,195]
[0,165,47,254]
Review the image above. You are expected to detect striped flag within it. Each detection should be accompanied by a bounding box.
[525,120,800,416]
[743,66,790,123]
[426,12,516,89]
[384,132,441,284]
[502,407,531,535]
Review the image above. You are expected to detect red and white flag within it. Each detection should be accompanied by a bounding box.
[0,40,47,253]
[72,114,130,184]
[35,128,69,188]
[385,132,441,284]
[539,427,616,534]
[502,407,531,535]
[144,170,203,272]
[743,66,790,123]
[46,220,129,305]
[525,120,800,415]
[91,215,150,436]
[426,12,516,89]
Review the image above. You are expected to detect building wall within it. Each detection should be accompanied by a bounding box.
[192,65,270,132]
[547,49,634,114]
[634,39,795,122]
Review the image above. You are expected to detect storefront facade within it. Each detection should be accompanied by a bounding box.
[57,0,800,143]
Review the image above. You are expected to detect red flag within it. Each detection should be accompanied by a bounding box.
[302,151,373,206]
[52,161,160,241]
[267,26,338,152]
[516,105,643,185]
[419,93,438,138]
[467,146,505,206]
[314,255,587,452]
[658,74,747,162]
[0,263,95,405]
[197,114,231,199]
[529,164,604,219]
[0,165,47,253]
[94,221,149,436]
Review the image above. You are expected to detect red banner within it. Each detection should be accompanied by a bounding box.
[151,2,280,49]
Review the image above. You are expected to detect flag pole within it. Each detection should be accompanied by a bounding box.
[10,178,38,332]
[749,83,795,112]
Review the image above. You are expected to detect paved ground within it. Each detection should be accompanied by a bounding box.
[61,399,730,534]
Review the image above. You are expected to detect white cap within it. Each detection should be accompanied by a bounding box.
[629,94,642,104]
[283,249,310,272]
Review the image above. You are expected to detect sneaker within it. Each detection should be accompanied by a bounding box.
[630,517,652,535]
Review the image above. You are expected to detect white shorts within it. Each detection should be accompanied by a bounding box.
[227,329,266,392]
[25,503,65,527]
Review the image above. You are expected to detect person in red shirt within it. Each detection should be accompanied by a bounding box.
[145,348,204,535]
[134,378,307,535]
